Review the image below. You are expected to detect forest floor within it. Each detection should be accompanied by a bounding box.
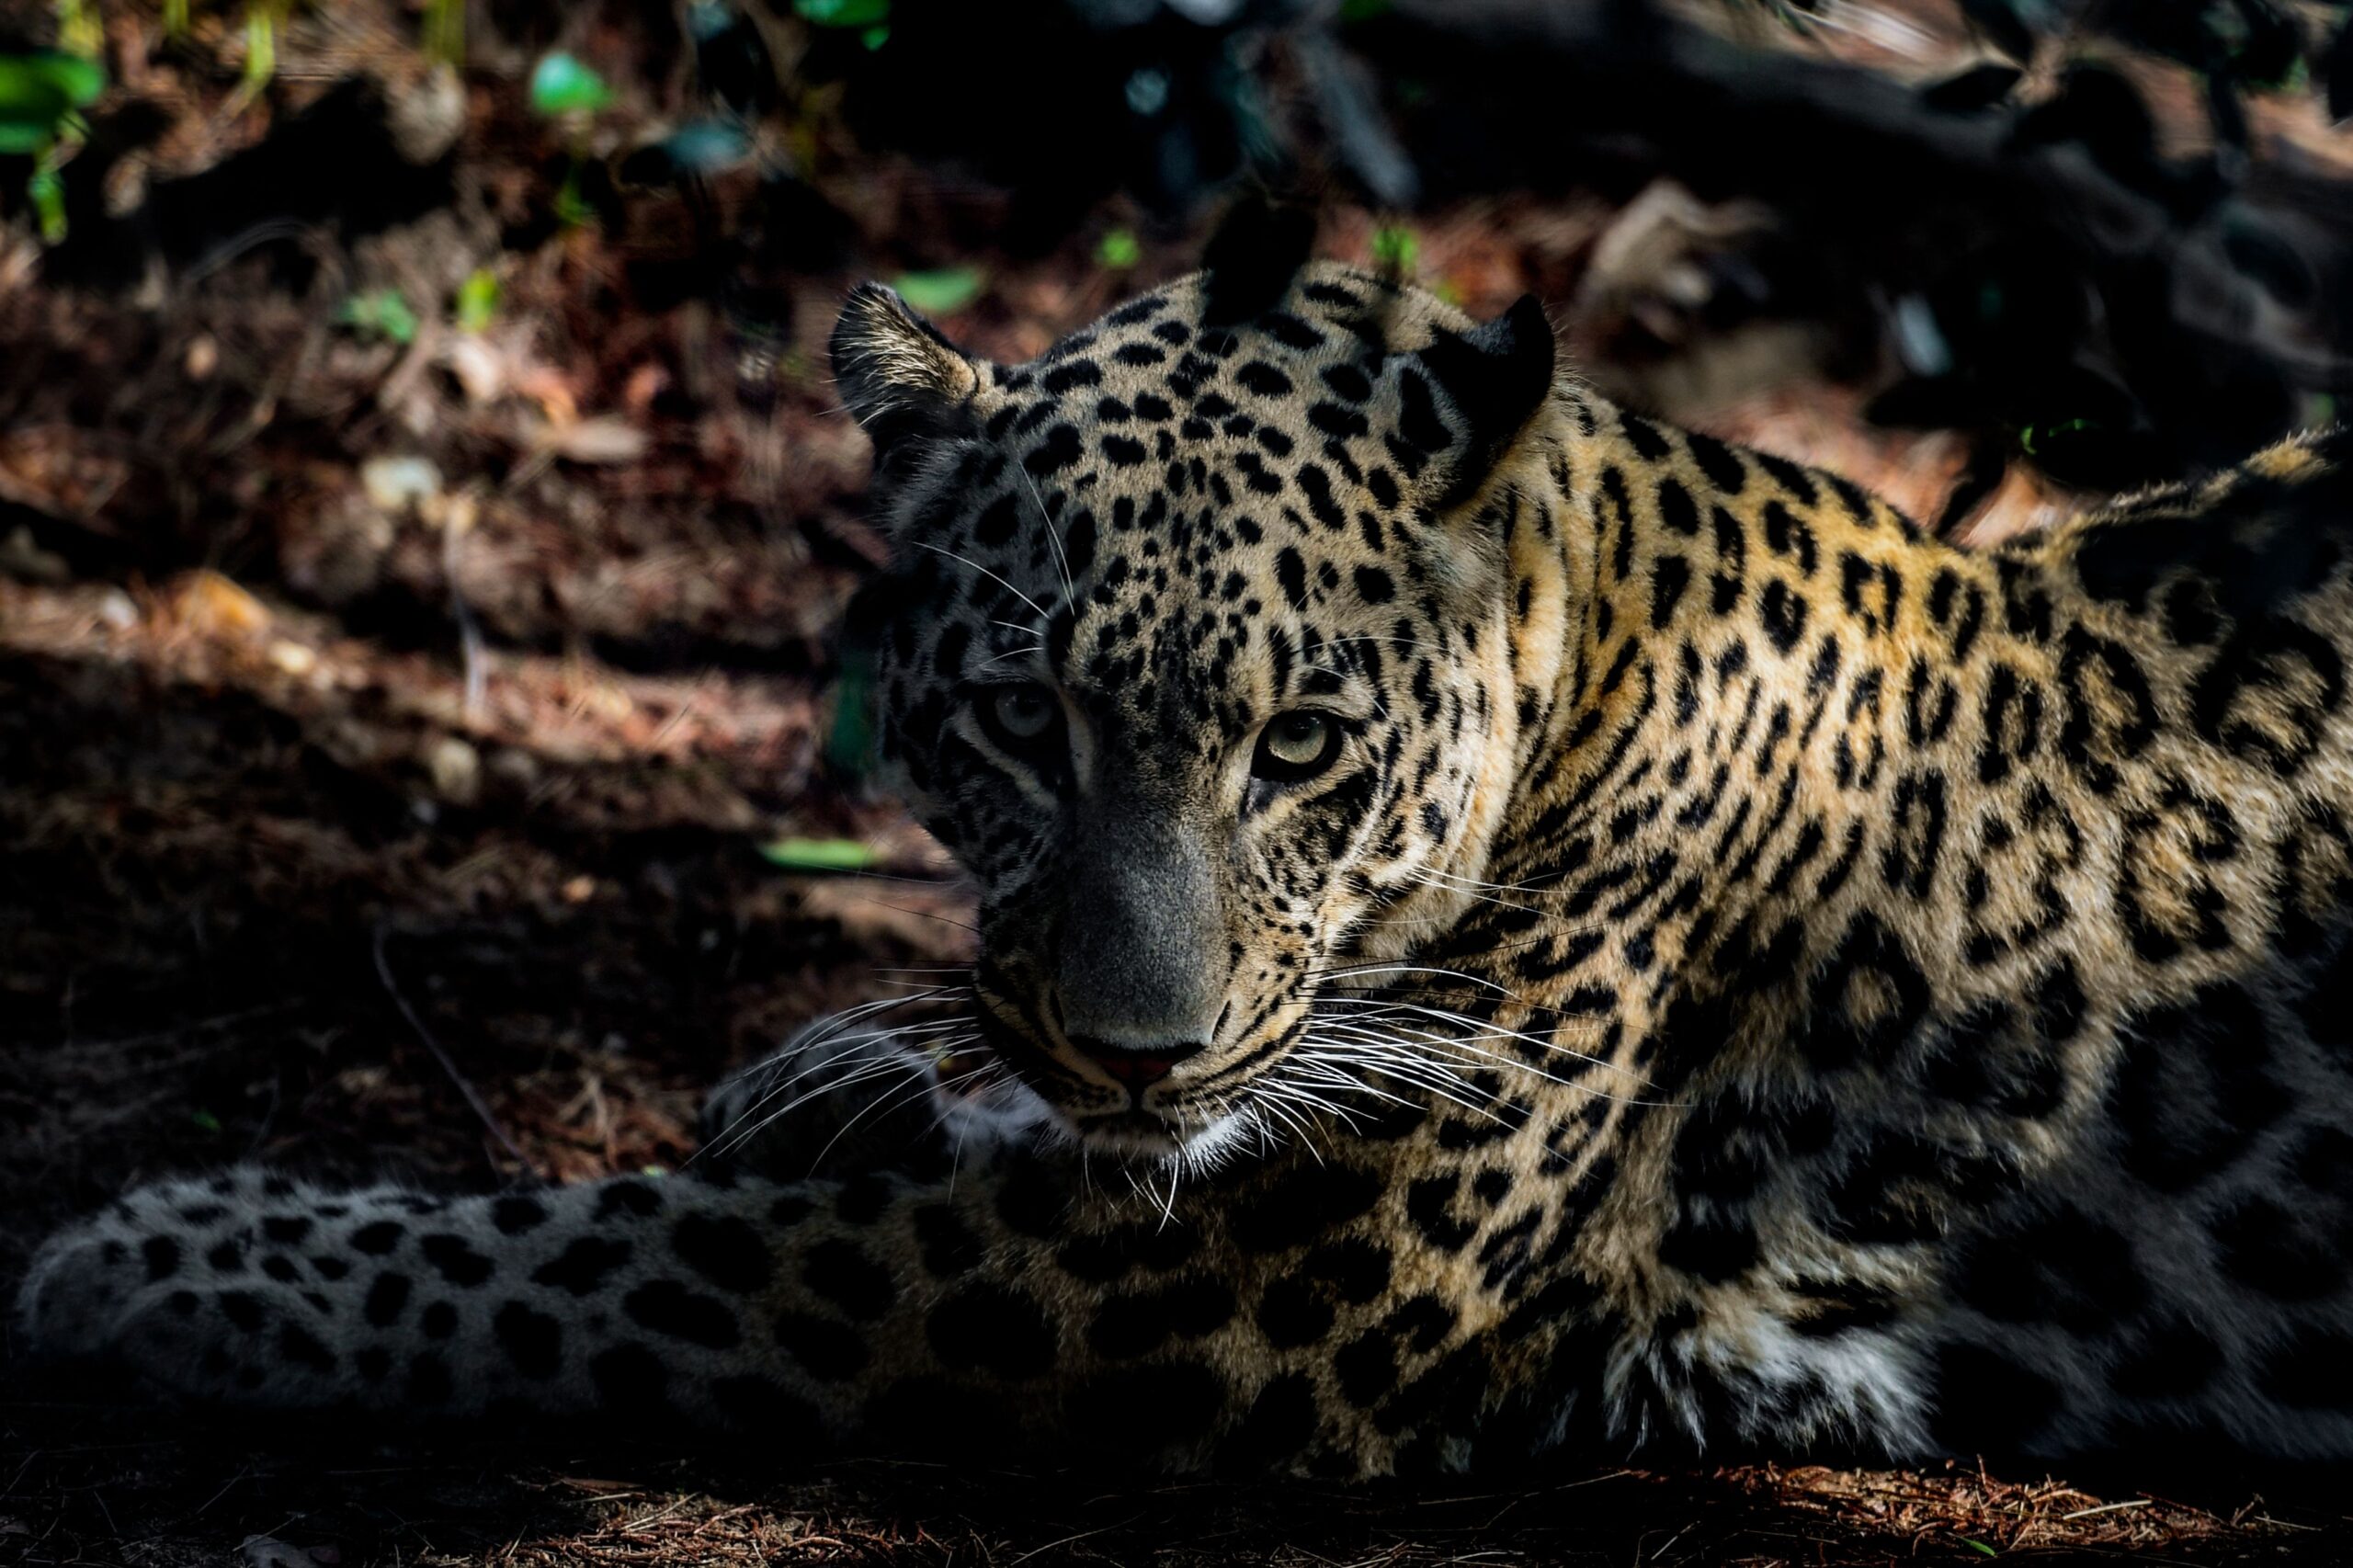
[6,9,2353,1563]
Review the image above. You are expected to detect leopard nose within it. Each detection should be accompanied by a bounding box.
[1069,1036,1206,1087]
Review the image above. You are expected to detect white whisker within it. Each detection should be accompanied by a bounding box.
[914,540,1052,622]
[1017,465,1078,613]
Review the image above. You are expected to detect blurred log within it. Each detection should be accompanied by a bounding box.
[1359,0,2347,485]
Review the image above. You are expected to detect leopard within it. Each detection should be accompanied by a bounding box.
[19,224,2353,1475]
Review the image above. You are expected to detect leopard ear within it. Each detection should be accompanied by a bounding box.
[1392,293,1557,507]
[831,282,988,456]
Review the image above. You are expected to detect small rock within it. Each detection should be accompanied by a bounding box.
[360,455,444,515]
[445,335,506,403]
[388,62,467,165]
[102,152,149,218]
[542,415,649,466]
[427,734,482,805]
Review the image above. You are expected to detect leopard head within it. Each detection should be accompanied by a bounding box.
[832,256,1556,1160]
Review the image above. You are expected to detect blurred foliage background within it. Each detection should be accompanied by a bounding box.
[4,2,2353,1563]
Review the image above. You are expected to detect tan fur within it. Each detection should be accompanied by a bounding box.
[20,267,2353,1471]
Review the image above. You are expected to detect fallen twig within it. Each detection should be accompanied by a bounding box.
[372,919,540,1179]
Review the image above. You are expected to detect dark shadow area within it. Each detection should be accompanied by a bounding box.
[13,1383,2349,1566]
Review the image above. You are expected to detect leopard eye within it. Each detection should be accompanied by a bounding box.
[977,683,1063,754]
[1252,710,1341,783]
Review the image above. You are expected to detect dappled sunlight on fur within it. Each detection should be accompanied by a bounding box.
[22,256,2353,1475]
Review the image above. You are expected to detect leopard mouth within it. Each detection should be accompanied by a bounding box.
[971,1017,1251,1158]
[971,976,1313,1159]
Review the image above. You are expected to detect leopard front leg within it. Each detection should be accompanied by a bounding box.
[13,1145,1517,1474]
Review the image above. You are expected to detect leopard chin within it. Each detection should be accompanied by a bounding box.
[1065,1106,1258,1169]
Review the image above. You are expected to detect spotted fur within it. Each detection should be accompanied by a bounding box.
[21,262,2353,1471]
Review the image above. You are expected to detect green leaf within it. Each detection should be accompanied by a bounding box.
[759,837,886,872]
[55,0,102,58]
[860,23,890,50]
[892,266,984,314]
[795,0,892,27]
[2018,416,2093,456]
[1097,227,1142,269]
[1370,224,1420,273]
[0,51,106,149]
[244,5,278,93]
[378,295,421,344]
[191,1108,223,1133]
[0,52,106,111]
[424,0,465,67]
[530,51,614,117]
[553,164,596,228]
[28,165,63,243]
[454,267,500,334]
[337,289,420,346]
[1961,1540,1999,1558]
